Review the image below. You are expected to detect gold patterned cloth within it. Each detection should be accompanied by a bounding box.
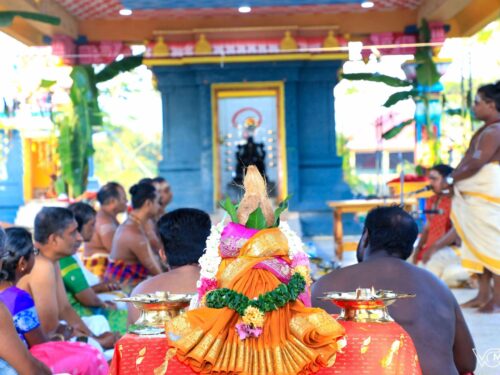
[166,228,345,374]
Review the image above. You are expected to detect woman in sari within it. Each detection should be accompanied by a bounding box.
[0,227,108,375]
[0,227,50,375]
[167,166,345,374]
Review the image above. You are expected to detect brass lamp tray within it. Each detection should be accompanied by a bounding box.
[116,292,195,332]
[319,288,415,323]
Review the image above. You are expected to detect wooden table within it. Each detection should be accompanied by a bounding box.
[327,199,416,261]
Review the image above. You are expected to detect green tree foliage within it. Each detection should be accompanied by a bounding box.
[50,56,143,197]
[93,125,160,190]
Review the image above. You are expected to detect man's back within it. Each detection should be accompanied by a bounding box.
[110,221,145,263]
[18,255,61,333]
[312,257,469,375]
[128,264,200,324]
[84,211,118,257]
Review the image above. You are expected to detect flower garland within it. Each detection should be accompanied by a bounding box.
[193,219,312,339]
[190,221,224,310]
[205,272,307,339]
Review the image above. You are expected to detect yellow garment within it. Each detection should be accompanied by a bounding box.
[167,228,345,374]
[82,253,109,279]
[451,162,500,275]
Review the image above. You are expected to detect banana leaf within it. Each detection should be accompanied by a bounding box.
[0,11,60,27]
[382,119,414,140]
[246,207,268,230]
[40,79,57,89]
[70,66,102,127]
[94,55,144,83]
[415,53,440,87]
[419,18,431,44]
[342,73,411,88]
[445,108,464,116]
[273,195,291,227]
[219,196,239,223]
[383,90,419,107]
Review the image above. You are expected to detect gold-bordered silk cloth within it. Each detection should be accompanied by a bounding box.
[167,228,345,374]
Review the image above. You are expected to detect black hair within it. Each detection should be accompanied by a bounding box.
[0,227,35,282]
[364,206,418,260]
[430,164,453,178]
[478,81,500,112]
[152,176,166,184]
[97,182,124,205]
[157,208,211,268]
[34,207,75,244]
[129,183,157,209]
[138,178,154,186]
[0,227,6,259]
[68,202,96,233]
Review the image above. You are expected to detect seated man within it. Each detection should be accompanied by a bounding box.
[412,164,470,287]
[84,182,127,278]
[138,178,163,255]
[128,208,211,324]
[104,183,162,291]
[17,207,118,354]
[61,202,128,334]
[312,206,476,375]
[152,176,173,217]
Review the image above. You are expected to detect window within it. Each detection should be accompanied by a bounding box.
[389,152,414,171]
[355,152,377,170]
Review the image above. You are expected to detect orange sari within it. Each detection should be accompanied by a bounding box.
[167,228,345,374]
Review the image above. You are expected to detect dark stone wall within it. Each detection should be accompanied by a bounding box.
[153,60,352,235]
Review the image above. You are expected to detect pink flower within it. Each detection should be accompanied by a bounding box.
[235,323,263,340]
[197,277,218,300]
[291,252,310,268]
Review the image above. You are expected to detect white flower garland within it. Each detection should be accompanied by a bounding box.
[198,221,224,279]
[278,221,306,260]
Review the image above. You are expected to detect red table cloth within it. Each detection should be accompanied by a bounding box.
[110,319,421,375]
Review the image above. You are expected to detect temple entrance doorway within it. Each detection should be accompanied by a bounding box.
[212,82,287,203]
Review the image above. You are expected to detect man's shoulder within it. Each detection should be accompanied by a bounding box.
[482,123,500,138]
[314,264,357,288]
[32,257,57,280]
[131,274,171,296]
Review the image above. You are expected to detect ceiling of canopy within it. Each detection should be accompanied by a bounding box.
[53,0,424,20]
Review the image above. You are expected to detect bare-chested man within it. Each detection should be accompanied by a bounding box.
[17,207,118,352]
[104,183,162,292]
[128,208,210,324]
[83,182,127,278]
[312,206,476,375]
[448,82,500,313]
[138,178,163,254]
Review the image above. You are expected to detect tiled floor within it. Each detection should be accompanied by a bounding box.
[452,289,500,375]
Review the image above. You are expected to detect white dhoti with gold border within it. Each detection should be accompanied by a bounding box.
[451,162,500,275]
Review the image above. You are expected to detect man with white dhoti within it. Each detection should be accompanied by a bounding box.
[448,82,500,313]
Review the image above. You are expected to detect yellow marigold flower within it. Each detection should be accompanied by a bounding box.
[242,306,265,328]
[293,266,312,286]
[200,295,207,306]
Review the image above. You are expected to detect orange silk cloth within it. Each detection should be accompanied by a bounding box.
[110,319,421,375]
[167,228,345,374]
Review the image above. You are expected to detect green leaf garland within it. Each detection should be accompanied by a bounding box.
[205,273,306,318]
